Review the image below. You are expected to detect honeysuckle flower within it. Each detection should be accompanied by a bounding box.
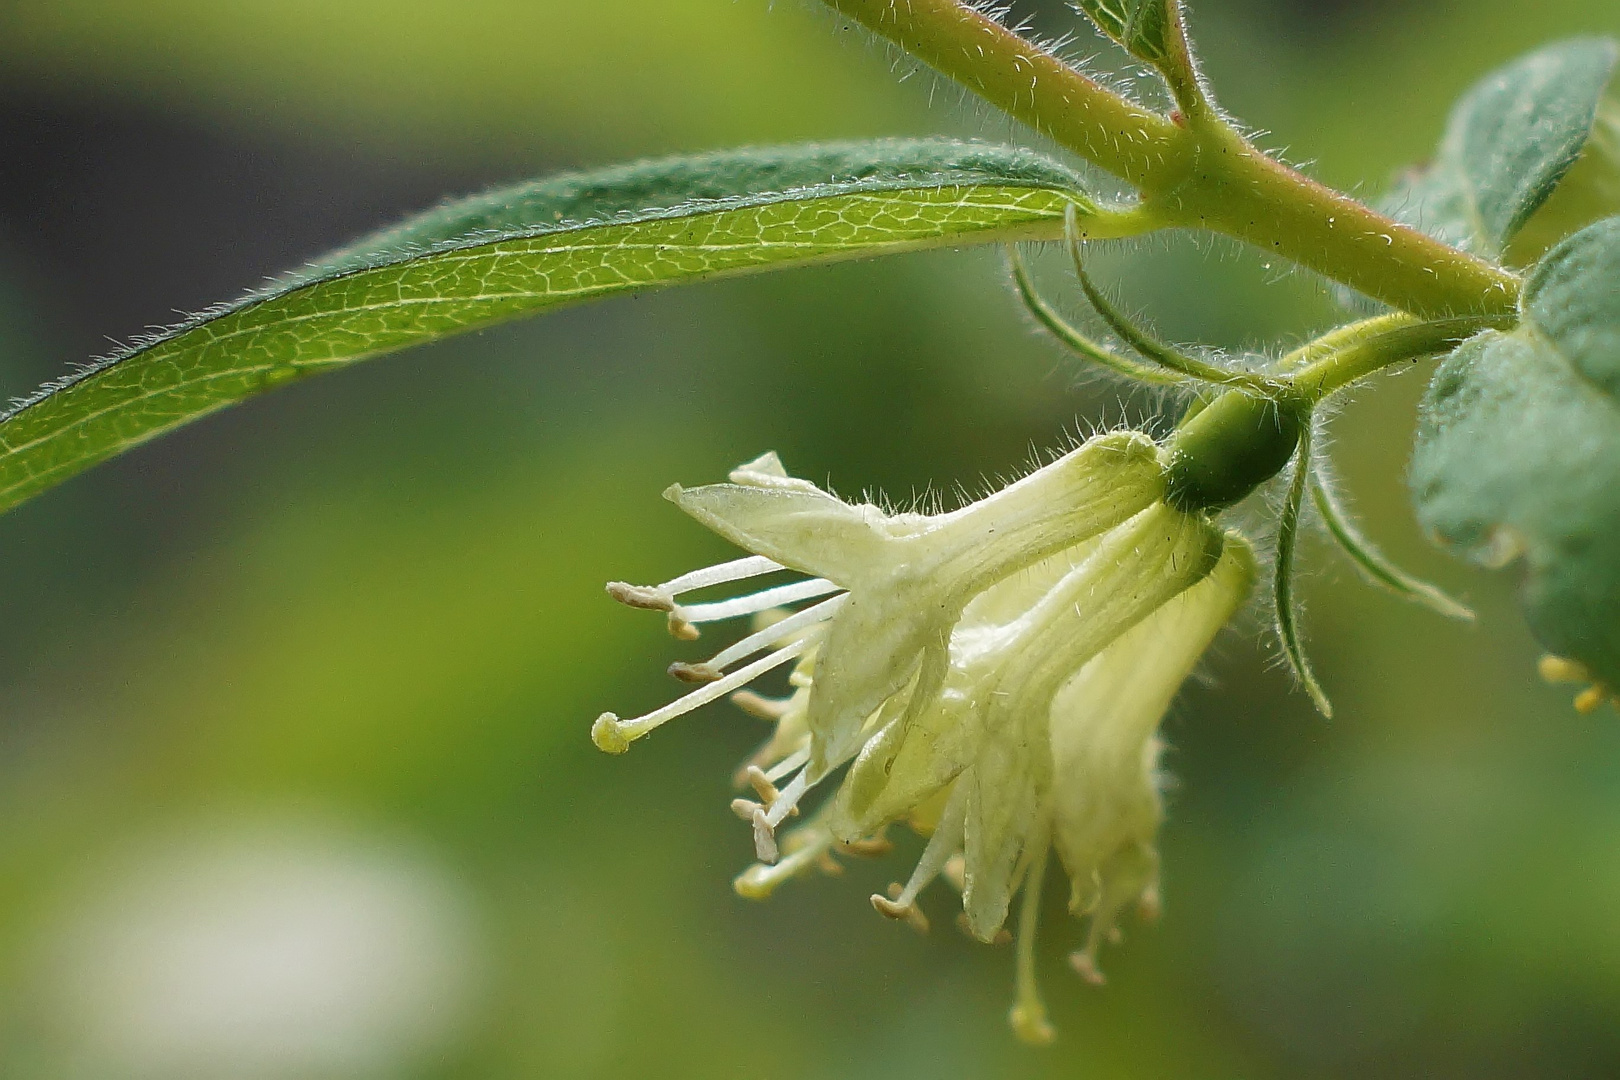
[594,434,1165,855]
[591,437,1257,1044]
[828,502,1225,932]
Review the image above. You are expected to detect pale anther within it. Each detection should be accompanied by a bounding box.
[731,690,790,721]
[608,637,814,745]
[745,766,781,805]
[751,807,780,863]
[668,662,722,684]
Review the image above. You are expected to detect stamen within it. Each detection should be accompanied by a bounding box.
[1008,827,1056,1046]
[1542,654,1594,680]
[605,582,671,611]
[658,555,782,597]
[734,826,836,899]
[1538,656,1614,713]
[731,691,791,721]
[591,637,813,752]
[751,807,779,863]
[745,765,786,808]
[762,749,809,784]
[1138,883,1163,924]
[1540,655,1592,683]
[871,883,930,933]
[704,595,846,673]
[1068,884,1121,988]
[677,578,842,625]
[1068,949,1107,987]
[731,798,762,822]
[668,662,722,684]
[873,788,964,923]
[763,771,810,829]
[1575,685,1610,714]
[838,836,894,857]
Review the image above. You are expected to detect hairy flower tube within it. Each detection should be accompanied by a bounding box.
[593,434,1164,847]
[591,436,1256,1043]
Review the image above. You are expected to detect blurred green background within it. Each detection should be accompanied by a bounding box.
[0,1,1616,1077]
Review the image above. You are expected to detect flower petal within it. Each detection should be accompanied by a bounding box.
[666,481,893,586]
[1048,534,1255,926]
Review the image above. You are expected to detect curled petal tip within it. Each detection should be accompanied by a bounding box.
[591,713,631,754]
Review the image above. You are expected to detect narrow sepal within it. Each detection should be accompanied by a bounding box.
[1310,463,1474,622]
[1275,419,1333,717]
[1006,243,1183,387]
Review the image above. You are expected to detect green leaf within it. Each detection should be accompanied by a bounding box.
[0,139,1099,516]
[1073,0,1172,63]
[1410,216,1620,686]
[1387,38,1617,259]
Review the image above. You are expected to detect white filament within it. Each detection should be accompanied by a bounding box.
[657,555,782,597]
[617,637,813,740]
[704,594,846,672]
[677,577,841,624]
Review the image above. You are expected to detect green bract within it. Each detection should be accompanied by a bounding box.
[0,139,1108,516]
[1386,38,1617,261]
[1411,216,1620,686]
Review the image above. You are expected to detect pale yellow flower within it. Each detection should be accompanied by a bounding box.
[592,437,1256,1043]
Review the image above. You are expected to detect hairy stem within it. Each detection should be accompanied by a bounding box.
[821,0,1187,186]
[1288,315,1510,400]
[823,0,1521,319]
[1158,118,1519,319]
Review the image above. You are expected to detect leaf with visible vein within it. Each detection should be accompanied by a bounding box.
[1410,216,1620,684]
[0,139,1108,516]
[1385,38,1617,259]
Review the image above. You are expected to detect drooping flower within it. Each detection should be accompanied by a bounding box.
[593,434,1165,855]
[591,437,1256,1043]
[771,518,1254,1044]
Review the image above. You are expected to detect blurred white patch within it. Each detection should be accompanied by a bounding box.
[31,817,483,1079]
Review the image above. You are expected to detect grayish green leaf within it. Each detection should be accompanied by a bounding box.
[1523,214,1620,394]
[0,140,1099,515]
[1509,96,1620,262]
[1410,216,1620,685]
[1387,38,1617,258]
